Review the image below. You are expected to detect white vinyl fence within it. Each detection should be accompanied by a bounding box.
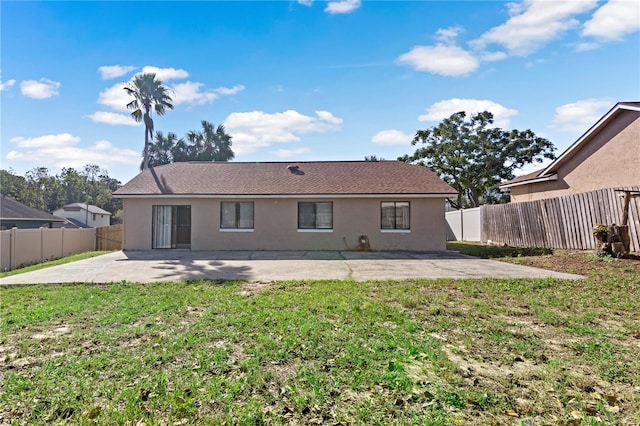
[0,227,96,272]
[445,207,482,242]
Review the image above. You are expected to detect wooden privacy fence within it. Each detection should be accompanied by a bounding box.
[482,186,640,252]
[95,224,122,251]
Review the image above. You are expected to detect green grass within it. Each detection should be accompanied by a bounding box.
[0,251,111,278]
[1,245,639,424]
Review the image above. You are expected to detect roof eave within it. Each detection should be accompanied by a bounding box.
[540,102,640,176]
[114,192,459,199]
[499,174,558,189]
[1,217,65,222]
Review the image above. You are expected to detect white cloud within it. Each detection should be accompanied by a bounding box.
[575,41,600,51]
[223,110,343,155]
[397,44,479,77]
[372,130,414,146]
[139,66,189,81]
[582,0,640,41]
[214,84,245,96]
[273,147,312,158]
[435,26,464,43]
[315,110,343,125]
[525,58,546,68]
[418,99,518,128]
[172,82,245,106]
[85,111,141,126]
[479,51,508,62]
[6,133,140,169]
[99,78,243,111]
[471,0,599,56]
[550,98,611,132]
[298,0,313,6]
[98,82,131,112]
[172,82,218,106]
[98,65,137,79]
[0,79,16,91]
[325,0,361,15]
[20,78,60,99]
[10,133,80,148]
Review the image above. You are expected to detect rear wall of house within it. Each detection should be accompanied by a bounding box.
[511,112,640,202]
[121,197,447,251]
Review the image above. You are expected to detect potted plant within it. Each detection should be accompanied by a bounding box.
[592,224,608,243]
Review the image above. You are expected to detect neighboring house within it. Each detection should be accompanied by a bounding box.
[500,102,640,202]
[113,161,458,251]
[0,193,65,229]
[52,203,112,228]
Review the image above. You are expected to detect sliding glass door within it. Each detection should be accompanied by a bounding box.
[152,205,191,249]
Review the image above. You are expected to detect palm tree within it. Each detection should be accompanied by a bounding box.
[148,131,181,167]
[123,73,174,170]
[185,120,235,162]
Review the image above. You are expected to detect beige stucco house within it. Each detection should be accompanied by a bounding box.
[500,102,640,202]
[113,161,457,251]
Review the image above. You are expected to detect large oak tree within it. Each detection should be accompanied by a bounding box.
[400,111,555,208]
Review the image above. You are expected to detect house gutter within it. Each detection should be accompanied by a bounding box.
[114,193,459,199]
[499,174,558,189]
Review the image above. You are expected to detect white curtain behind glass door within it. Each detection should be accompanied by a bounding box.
[153,206,173,248]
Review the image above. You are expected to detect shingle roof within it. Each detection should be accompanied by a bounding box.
[0,194,64,222]
[114,161,458,197]
[58,203,112,215]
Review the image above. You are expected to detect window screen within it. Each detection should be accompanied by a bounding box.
[221,202,254,229]
[381,201,410,230]
[298,202,333,229]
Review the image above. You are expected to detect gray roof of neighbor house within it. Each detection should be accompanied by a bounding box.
[0,194,65,222]
[500,101,640,189]
[114,161,458,197]
[55,203,112,215]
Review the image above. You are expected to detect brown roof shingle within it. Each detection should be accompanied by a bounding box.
[114,161,457,196]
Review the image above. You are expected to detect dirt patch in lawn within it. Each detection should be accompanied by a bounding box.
[499,250,640,276]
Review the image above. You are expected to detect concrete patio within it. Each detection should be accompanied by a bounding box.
[0,250,583,285]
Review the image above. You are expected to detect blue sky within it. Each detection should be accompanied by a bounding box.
[1,0,639,184]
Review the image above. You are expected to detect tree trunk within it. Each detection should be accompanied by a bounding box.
[142,126,149,170]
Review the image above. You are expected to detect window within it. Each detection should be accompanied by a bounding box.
[298,202,333,230]
[381,202,410,230]
[221,202,254,230]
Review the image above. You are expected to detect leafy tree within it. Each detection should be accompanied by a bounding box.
[147,121,235,166]
[400,111,555,209]
[60,167,88,206]
[0,165,122,220]
[23,167,61,211]
[364,155,384,161]
[0,169,27,200]
[123,73,174,170]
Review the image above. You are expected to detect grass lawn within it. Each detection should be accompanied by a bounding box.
[1,246,639,425]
